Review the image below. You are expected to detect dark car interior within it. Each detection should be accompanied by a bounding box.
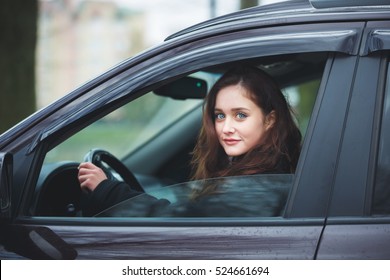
[31,52,328,217]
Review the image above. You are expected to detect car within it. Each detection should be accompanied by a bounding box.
[1,0,390,260]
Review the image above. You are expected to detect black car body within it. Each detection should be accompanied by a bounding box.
[1,0,390,259]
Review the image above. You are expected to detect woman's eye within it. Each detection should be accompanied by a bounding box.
[215,113,225,120]
[236,112,247,119]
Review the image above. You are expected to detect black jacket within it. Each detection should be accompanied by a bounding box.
[81,179,142,216]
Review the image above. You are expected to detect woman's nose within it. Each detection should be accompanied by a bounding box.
[222,119,235,133]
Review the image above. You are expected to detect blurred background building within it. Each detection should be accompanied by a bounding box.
[36,0,284,108]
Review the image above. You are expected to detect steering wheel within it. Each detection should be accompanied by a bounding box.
[84,149,144,193]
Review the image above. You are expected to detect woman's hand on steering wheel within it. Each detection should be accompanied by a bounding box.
[81,149,144,193]
[78,162,107,192]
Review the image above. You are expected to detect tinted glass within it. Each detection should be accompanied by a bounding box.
[96,174,292,217]
[373,60,390,215]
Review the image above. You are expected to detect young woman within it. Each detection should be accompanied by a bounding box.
[78,65,301,216]
[191,66,302,180]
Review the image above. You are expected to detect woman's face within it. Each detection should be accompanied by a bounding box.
[214,85,273,157]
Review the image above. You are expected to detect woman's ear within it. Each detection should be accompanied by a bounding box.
[265,110,276,130]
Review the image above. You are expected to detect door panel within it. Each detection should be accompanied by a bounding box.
[317,219,390,259]
[46,222,323,259]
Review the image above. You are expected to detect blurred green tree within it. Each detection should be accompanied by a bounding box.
[0,0,38,133]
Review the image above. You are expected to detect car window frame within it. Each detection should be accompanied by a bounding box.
[20,21,365,222]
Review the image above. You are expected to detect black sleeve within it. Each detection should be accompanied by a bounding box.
[81,179,141,216]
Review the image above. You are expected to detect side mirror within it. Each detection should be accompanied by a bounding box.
[0,153,77,259]
[2,225,77,259]
[0,152,12,219]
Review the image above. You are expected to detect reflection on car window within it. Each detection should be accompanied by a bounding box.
[373,60,390,215]
[96,174,292,218]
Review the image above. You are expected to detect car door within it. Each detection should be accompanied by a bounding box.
[316,21,390,259]
[0,21,363,259]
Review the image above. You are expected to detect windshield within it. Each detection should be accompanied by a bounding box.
[96,174,292,218]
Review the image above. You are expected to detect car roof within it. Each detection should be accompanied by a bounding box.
[166,0,390,42]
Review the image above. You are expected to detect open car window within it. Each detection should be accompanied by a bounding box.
[43,54,325,164]
[96,174,291,218]
[43,71,218,164]
[33,52,328,218]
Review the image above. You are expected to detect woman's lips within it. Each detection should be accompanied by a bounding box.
[223,138,241,145]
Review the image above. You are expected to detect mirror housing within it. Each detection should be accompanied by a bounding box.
[154,76,207,99]
[0,152,12,219]
[2,225,78,259]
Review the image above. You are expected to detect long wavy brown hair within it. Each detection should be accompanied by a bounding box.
[191,65,302,180]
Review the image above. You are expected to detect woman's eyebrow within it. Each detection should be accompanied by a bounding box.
[214,107,250,111]
[232,107,250,111]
